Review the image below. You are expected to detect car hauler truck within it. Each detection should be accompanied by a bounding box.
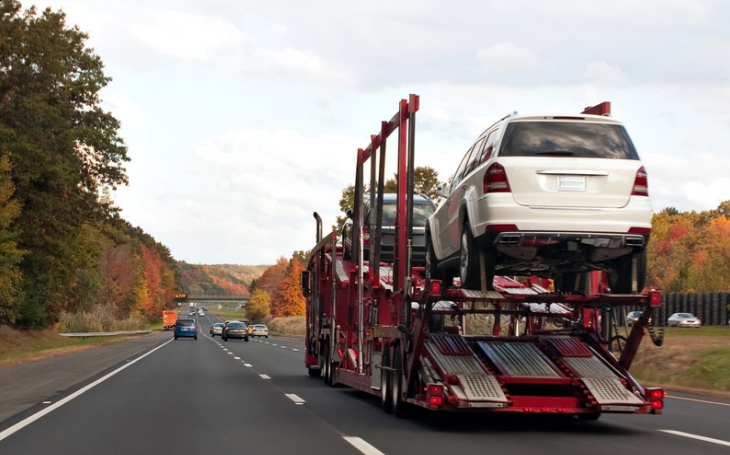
[302,96,665,419]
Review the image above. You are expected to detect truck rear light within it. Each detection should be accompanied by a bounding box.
[648,290,662,308]
[428,396,443,406]
[631,166,649,196]
[646,387,664,412]
[483,163,511,193]
[427,384,444,395]
[429,280,442,296]
[648,389,664,399]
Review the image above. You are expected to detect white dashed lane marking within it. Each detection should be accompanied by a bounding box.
[244,364,252,367]
[234,357,241,360]
[260,374,271,379]
[343,437,386,455]
[285,394,305,405]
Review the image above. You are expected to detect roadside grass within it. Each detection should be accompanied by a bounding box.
[662,326,730,337]
[211,305,248,322]
[268,316,305,336]
[0,325,143,369]
[630,326,730,393]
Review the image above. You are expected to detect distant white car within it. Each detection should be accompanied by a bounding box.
[210,323,224,337]
[667,313,701,328]
[426,108,652,294]
[251,324,269,338]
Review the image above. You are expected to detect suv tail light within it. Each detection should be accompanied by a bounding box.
[483,163,511,193]
[631,166,649,196]
[362,226,370,246]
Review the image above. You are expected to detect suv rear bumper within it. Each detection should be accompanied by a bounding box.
[471,194,652,240]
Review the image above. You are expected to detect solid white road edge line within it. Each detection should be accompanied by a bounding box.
[666,394,730,407]
[343,437,386,455]
[660,430,730,447]
[0,338,174,442]
[285,394,305,404]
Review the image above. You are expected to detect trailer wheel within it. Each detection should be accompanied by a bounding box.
[308,367,321,378]
[322,347,331,386]
[381,351,392,414]
[391,351,409,418]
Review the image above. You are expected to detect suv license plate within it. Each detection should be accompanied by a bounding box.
[558,176,585,192]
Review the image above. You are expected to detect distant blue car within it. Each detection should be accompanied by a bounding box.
[174,318,198,340]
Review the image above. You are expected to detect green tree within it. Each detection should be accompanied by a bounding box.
[0,1,130,326]
[0,154,24,324]
[246,288,270,323]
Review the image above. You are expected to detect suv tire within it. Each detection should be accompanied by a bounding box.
[608,250,646,294]
[459,222,480,290]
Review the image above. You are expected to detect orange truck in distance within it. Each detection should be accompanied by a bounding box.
[163,310,177,331]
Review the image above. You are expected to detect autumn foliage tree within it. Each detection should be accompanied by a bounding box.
[647,203,730,292]
[246,289,271,323]
[270,258,305,317]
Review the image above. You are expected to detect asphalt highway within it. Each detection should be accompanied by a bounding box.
[1,312,729,455]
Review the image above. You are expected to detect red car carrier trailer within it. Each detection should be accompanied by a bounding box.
[301,96,665,420]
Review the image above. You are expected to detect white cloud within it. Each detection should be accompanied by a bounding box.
[130,13,244,61]
[584,62,631,87]
[476,43,540,73]
[242,48,355,85]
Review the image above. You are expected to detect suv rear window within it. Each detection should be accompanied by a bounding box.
[177,319,194,326]
[369,201,435,226]
[499,121,639,159]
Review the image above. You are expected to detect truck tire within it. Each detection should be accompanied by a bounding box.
[308,367,321,378]
[391,351,409,418]
[381,350,392,414]
[608,250,646,294]
[322,346,332,385]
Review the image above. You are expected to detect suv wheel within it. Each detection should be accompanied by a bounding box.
[459,223,480,289]
[608,250,646,294]
[425,231,441,282]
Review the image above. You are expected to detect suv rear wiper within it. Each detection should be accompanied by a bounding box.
[535,150,574,156]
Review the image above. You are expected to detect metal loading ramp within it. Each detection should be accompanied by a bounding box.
[543,337,621,379]
[477,341,561,378]
[582,378,644,407]
[425,335,508,405]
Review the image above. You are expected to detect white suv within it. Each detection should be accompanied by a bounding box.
[425,107,652,293]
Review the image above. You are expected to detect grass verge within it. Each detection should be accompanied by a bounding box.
[0,325,148,369]
[630,326,730,394]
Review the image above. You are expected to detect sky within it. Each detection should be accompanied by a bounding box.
[36,0,730,265]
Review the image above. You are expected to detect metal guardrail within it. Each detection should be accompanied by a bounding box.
[59,330,152,337]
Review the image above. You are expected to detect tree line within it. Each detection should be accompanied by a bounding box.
[0,1,180,327]
[647,202,730,293]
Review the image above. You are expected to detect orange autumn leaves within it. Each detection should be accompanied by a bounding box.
[648,206,730,293]
[256,256,306,317]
